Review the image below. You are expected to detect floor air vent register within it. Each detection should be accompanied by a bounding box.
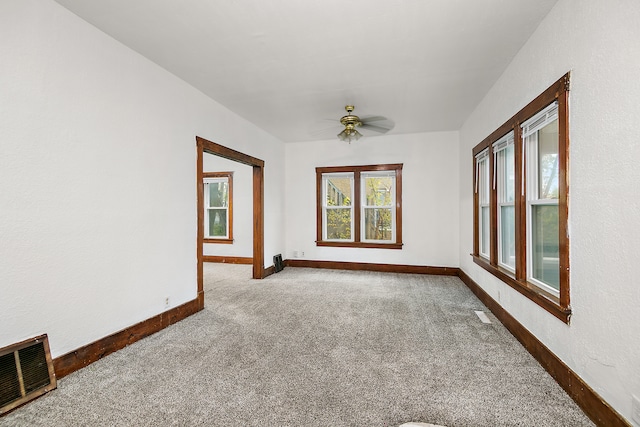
[0,334,57,415]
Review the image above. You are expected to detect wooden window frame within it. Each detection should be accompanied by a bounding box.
[316,164,403,249]
[472,73,571,323]
[476,150,490,260]
[493,131,516,273]
[203,171,233,244]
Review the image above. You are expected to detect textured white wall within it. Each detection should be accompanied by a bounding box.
[202,154,253,258]
[285,132,460,267]
[458,0,640,424]
[0,0,285,358]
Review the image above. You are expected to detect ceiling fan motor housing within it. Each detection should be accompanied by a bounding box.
[340,105,362,133]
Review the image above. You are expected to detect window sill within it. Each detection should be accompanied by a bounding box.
[472,255,571,324]
[316,241,403,250]
[204,238,234,244]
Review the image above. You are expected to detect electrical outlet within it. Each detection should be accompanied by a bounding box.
[301,251,304,257]
[164,297,169,308]
[632,395,640,424]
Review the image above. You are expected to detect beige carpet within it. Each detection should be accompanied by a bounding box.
[1,264,594,426]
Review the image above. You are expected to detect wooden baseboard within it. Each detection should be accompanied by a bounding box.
[53,297,202,379]
[262,265,276,278]
[203,255,253,264]
[458,270,630,427]
[46,260,627,426]
[285,259,459,276]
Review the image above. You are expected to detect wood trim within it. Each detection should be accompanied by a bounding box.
[315,164,404,174]
[285,259,458,276]
[202,172,233,177]
[458,270,631,427]
[197,136,265,280]
[557,84,571,309]
[316,163,403,247]
[203,238,234,244]
[470,72,571,319]
[202,171,234,243]
[473,156,479,256]
[262,265,276,278]
[53,297,201,379]
[203,255,253,264]
[196,136,264,168]
[316,168,323,243]
[253,164,264,279]
[395,166,403,245]
[197,142,204,304]
[316,241,403,249]
[473,255,570,323]
[516,73,570,125]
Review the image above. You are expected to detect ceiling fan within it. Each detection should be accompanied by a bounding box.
[314,105,395,143]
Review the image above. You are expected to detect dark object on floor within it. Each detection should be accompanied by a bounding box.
[273,254,284,272]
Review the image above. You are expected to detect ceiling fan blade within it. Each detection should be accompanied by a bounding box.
[359,115,388,122]
[308,119,341,136]
[310,128,343,138]
[360,122,394,134]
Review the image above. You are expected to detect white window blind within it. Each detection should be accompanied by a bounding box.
[492,131,514,188]
[521,102,558,138]
[475,148,489,161]
[492,131,514,153]
[475,148,489,193]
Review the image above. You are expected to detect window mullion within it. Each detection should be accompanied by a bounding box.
[514,123,526,282]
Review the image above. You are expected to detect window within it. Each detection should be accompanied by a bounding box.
[475,149,490,259]
[362,171,396,242]
[322,173,354,241]
[472,73,570,322]
[203,172,233,244]
[524,102,560,294]
[494,132,515,271]
[316,164,403,249]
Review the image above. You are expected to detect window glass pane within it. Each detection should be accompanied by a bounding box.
[325,208,352,239]
[208,182,228,207]
[538,120,559,199]
[500,205,515,269]
[478,159,489,204]
[208,208,227,237]
[481,206,489,255]
[364,208,392,240]
[531,204,559,290]
[503,144,515,202]
[364,176,393,207]
[325,177,352,206]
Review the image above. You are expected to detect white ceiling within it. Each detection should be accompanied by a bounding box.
[54,0,558,143]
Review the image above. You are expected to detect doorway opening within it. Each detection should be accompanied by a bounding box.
[196,136,265,309]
